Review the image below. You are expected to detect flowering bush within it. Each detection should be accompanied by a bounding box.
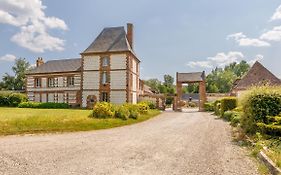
[93,102,114,118]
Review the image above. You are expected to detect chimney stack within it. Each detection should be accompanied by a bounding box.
[127,23,134,49]
[36,57,44,67]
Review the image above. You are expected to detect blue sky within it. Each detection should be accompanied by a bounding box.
[0,0,281,80]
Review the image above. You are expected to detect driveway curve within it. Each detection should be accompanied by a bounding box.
[0,109,258,175]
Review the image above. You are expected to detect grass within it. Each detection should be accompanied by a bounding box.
[0,107,161,136]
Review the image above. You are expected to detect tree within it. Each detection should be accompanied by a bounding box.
[206,60,250,93]
[2,58,30,90]
[163,74,174,87]
[144,78,162,93]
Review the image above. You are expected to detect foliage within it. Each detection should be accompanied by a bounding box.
[0,92,27,107]
[214,100,221,116]
[206,60,250,93]
[240,86,281,133]
[188,101,197,108]
[223,111,233,121]
[115,105,130,120]
[18,102,69,109]
[144,74,176,95]
[163,74,174,87]
[1,58,30,90]
[220,97,237,115]
[8,93,28,107]
[93,102,115,118]
[137,102,150,114]
[142,101,156,109]
[204,102,214,112]
[0,107,160,135]
[165,96,174,105]
[230,112,241,127]
[124,104,140,119]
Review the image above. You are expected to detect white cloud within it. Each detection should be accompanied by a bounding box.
[260,26,281,41]
[0,54,16,62]
[0,0,68,53]
[187,51,244,69]
[187,61,212,68]
[227,32,270,47]
[270,5,281,21]
[248,54,264,65]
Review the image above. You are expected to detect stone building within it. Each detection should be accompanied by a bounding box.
[26,23,141,108]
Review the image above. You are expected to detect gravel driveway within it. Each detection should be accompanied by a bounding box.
[0,109,258,175]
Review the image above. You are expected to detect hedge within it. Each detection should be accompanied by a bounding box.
[240,86,281,133]
[204,102,214,112]
[214,99,221,116]
[220,97,237,116]
[257,123,281,136]
[18,102,69,109]
[92,102,147,120]
[0,92,27,107]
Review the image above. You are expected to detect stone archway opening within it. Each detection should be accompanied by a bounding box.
[173,71,207,112]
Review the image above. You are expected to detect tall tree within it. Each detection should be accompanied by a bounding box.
[163,74,174,87]
[2,58,30,90]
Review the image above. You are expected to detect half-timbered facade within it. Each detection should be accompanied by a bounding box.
[26,23,141,107]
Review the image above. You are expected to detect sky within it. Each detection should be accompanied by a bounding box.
[0,0,281,81]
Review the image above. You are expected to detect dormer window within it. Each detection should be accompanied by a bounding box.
[102,57,109,67]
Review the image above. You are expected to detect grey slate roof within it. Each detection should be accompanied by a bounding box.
[233,61,281,90]
[82,26,132,53]
[27,58,81,74]
[177,72,205,82]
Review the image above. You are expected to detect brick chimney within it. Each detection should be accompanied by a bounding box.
[36,57,44,67]
[127,23,134,49]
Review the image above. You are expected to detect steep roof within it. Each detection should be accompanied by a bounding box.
[82,26,133,54]
[27,58,81,74]
[177,72,205,83]
[233,61,281,90]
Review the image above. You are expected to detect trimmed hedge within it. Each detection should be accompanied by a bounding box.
[18,102,69,109]
[257,123,281,136]
[0,92,27,107]
[240,86,281,133]
[220,97,237,116]
[204,102,214,112]
[214,99,221,116]
[222,110,241,127]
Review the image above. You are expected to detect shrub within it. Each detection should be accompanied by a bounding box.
[0,92,27,107]
[223,111,233,121]
[220,97,237,116]
[230,113,241,127]
[0,92,10,106]
[140,101,156,109]
[124,104,140,119]
[214,99,221,116]
[137,102,150,114]
[115,105,130,120]
[257,123,281,136]
[165,96,174,105]
[93,102,114,118]
[188,101,197,108]
[204,102,214,112]
[240,86,281,133]
[18,102,69,109]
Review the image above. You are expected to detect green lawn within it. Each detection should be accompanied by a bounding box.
[0,107,161,135]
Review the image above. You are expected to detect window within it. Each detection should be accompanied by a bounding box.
[67,77,75,86]
[102,71,108,85]
[48,78,55,87]
[102,57,109,67]
[35,78,41,87]
[101,92,109,102]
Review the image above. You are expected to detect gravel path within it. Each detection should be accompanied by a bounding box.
[0,109,259,175]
